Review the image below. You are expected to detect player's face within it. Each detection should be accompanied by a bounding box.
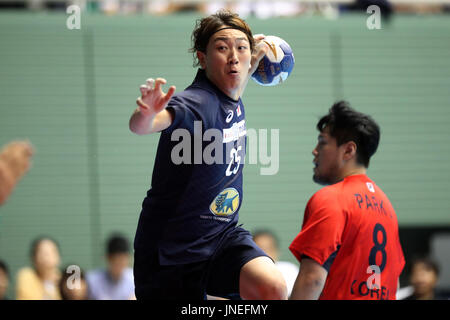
[198,27,252,100]
[312,128,345,185]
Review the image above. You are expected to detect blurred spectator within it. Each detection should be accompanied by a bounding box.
[86,233,135,300]
[0,260,10,300]
[253,229,299,297]
[342,0,393,21]
[0,1,26,10]
[59,265,88,300]
[16,236,62,300]
[405,256,448,300]
[0,140,34,205]
[146,0,170,15]
[393,3,444,14]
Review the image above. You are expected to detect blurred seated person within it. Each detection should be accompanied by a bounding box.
[0,260,10,300]
[406,256,448,300]
[0,140,33,205]
[16,236,61,300]
[342,0,393,21]
[86,233,135,300]
[253,229,299,297]
[59,265,88,300]
[393,3,443,14]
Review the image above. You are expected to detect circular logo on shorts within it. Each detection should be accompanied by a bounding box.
[209,188,240,216]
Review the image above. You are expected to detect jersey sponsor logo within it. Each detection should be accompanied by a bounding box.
[226,110,234,123]
[223,120,246,143]
[209,188,240,216]
[366,182,375,193]
[236,104,242,117]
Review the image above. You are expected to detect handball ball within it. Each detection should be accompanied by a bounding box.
[251,35,295,87]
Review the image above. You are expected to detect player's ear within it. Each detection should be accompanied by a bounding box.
[197,51,206,69]
[343,141,357,162]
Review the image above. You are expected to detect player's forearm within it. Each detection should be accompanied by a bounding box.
[129,108,174,135]
[129,108,156,135]
[290,273,325,300]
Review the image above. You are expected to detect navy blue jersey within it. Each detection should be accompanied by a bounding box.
[134,69,247,265]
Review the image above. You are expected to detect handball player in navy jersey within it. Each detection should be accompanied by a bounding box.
[129,11,287,300]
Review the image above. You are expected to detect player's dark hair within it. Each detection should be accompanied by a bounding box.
[106,233,130,256]
[0,260,9,278]
[317,101,380,168]
[252,229,279,249]
[190,10,255,67]
[30,236,60,261]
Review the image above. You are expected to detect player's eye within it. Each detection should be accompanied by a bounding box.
[217,46,227,51]
[238,45,248,50]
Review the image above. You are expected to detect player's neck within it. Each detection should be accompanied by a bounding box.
[337,166,367,182]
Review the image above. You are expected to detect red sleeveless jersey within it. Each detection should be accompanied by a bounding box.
[289,174,405,300]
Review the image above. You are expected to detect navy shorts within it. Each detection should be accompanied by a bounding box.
[133,226,269,300]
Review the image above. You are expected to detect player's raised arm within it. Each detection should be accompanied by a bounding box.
[129,77,176,135]
[237,34,268,98]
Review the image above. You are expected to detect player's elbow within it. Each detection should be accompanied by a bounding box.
[258,276,288,300]
[129,120,148,135]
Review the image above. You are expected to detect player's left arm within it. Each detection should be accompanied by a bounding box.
[290,257,328,300]
[238,35,268,98]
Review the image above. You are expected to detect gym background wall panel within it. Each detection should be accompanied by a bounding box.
[0,15,94,293]
[1,12,450,298]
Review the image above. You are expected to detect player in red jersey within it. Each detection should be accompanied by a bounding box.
[289,101,405,300]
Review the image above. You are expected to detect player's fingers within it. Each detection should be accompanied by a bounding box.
[253,33,266,41]
[163,85,176,104]
[136,97,149,110]
[140,85,149,96]
[253,41,269,62]
[154,78,167,92]
[21,141,34,157]
[146,78,155,90]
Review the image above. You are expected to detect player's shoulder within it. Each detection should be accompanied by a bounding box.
[165,87,218,129]
[175,85,218,108]
[172,87,219,121]
[309,182,343,204]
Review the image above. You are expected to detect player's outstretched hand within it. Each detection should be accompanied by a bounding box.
[136,78,176,117]
[249,34,269,76]
[0,140,34,180]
